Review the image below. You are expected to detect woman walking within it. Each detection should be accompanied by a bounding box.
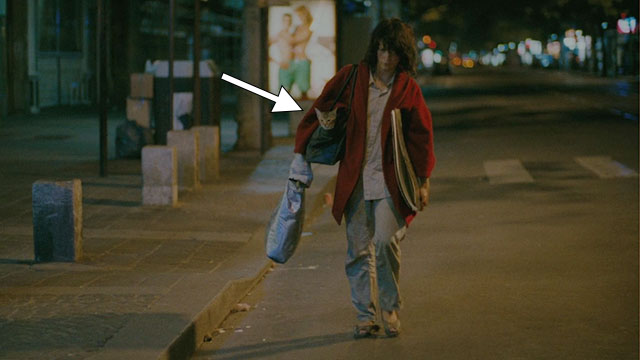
[294,18,435,338]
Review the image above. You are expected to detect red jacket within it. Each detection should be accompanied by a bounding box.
[294,62,436,225]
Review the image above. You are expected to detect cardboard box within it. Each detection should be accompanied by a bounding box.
[130,73,154,98]
[126,97,152,128]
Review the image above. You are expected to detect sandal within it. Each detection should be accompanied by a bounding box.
[353,321,380,339]
[382,310,401,337]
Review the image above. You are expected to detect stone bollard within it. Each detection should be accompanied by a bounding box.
[191,125,220,182]
[32,179,83,262]
[167,130,200,191]
[142,146,178,206]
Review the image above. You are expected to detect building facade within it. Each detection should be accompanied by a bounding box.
[1,0,403,150]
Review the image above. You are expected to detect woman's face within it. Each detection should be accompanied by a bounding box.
[376,42,400,74]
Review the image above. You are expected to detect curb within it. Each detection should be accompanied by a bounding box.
[84,154,338,360]
[161,227,274,360]
[160,163,337,359]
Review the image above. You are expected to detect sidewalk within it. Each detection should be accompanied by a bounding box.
[0,109,335,359]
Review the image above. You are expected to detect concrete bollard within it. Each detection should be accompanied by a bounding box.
[191,125,220,182]
[32,179,83,262]
[142,146,178,206]
[167,130,200,191]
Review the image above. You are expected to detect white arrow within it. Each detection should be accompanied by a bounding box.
[221,73,302,113]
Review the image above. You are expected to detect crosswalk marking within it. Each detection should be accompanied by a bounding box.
[484,159,534,184]
[575,156,638,178]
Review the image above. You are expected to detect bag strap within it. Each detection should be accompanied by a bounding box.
[329,64,358,110]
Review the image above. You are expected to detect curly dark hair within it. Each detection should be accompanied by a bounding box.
[363,18,417,76]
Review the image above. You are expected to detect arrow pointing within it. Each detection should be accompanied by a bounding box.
[221,73,303,113]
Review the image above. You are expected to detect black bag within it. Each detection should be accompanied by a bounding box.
[115,120,153,158]
[304,65,358,165]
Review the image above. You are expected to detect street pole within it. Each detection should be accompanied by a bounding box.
[0,3,6,125]
[193,0,201,126]
[169,0,175,131]
[97,0,108,177]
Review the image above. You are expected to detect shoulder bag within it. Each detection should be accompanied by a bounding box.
[304,65,358,165]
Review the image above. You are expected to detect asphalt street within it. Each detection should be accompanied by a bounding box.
[193,67,639,359]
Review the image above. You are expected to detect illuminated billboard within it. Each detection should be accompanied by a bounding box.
[268,1,336,100]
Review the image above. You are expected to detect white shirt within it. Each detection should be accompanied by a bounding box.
[362,71,395,200]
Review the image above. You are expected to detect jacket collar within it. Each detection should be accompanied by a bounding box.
[369,70,396,90]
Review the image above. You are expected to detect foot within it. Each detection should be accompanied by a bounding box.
[382,310,400,337]
[353,321,380,339]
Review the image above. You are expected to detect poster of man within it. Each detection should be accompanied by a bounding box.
[268,1,336,100]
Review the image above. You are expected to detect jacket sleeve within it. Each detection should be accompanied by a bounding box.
[404,80,436,178]
[293,65,355,154]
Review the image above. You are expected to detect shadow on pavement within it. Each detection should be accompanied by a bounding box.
[201,332,354,360]
[82,198,140,207]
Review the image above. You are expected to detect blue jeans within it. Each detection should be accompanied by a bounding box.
[344,178,406,322]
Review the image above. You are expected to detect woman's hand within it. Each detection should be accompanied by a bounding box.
[419,178,430,211]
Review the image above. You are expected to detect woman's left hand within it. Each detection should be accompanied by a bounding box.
[419,178,430,211]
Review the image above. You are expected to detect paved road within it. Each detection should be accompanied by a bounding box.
[193,68,639,359]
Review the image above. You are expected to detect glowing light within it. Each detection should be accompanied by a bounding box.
[546,41,561,58]
[421,49,434,68]
[601,22,608,30]
[481,54,491,65]
[491,53,506,67]
[563,37,576,50]
[508,42,516,50]
[467,50,478,60]
[529,40,542,55]
[540,55,551,68]
[497,44,507,52]
[617,16,638,34]
[517,42,526,56]
[428,41,437,49]
[433,53,442,64]
[577,38,586,61]
[422,35,432,44]
[462,59,474,68]
[618,19,629,33]
[452,57,462,66]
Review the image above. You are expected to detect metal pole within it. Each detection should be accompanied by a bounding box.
[193,0,201,126]
[97,0,108,177]
[169,0,174,130]
[0,4,6,124]
[56,0,61,106]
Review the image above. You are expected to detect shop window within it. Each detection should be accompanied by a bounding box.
[38,0,82,53]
